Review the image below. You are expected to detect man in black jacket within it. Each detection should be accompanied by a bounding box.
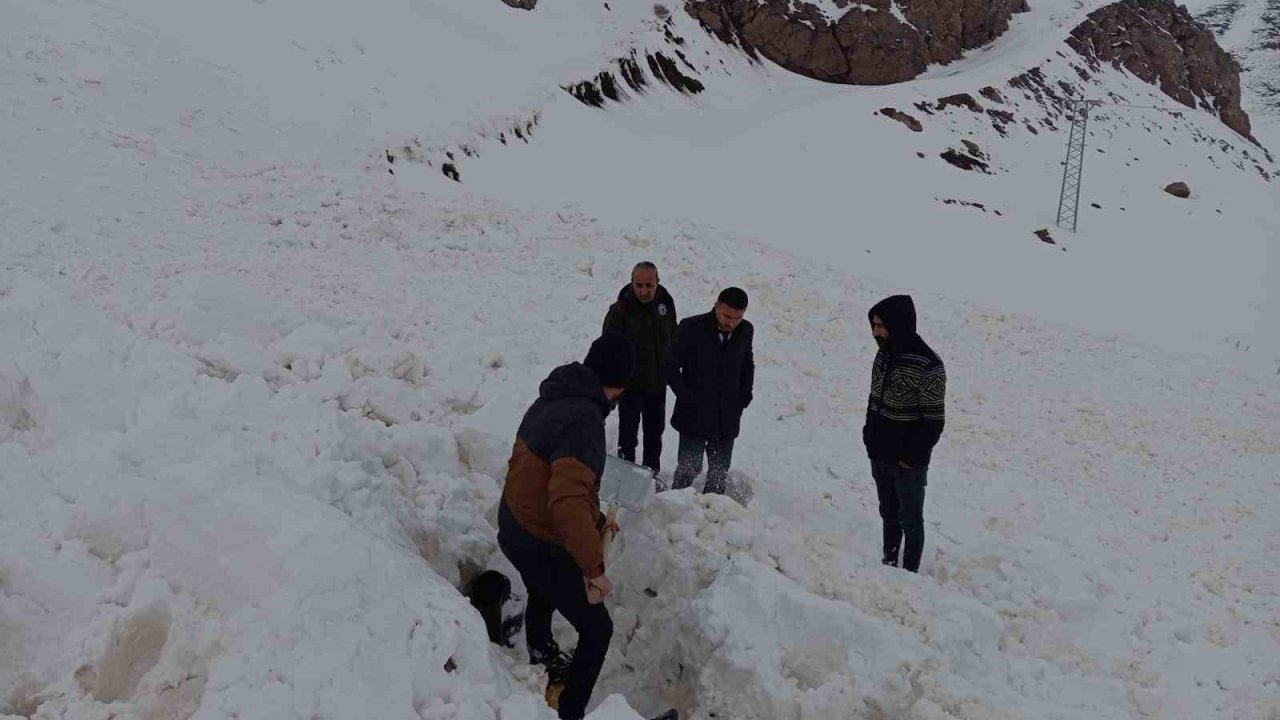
[603,262,677,474]
[665,287,754,495]
[863,295,946,573]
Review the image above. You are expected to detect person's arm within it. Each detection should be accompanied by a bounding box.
[603,304,623,336]
[740,324,755,408]
[664,321,691,399]
[902,362,946,465]
[547,421,606,579]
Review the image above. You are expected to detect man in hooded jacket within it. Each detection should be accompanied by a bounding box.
[863,295,946,573]
[498,332,635,720]
[603,262,677,474]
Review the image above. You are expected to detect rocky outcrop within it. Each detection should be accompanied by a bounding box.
[880,107,923,131]
[1067,0,1253,139]
[685,0,1028,85]
[563,49,704,107]
[1164,181,1192,197]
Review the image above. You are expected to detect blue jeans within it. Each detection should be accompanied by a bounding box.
[870,460,928,572]
[672,435,735,494]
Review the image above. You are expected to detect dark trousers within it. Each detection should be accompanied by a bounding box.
[672,434,735,494]
[617,389,666,473]
[870,460,928,572]
[498,503,612,720]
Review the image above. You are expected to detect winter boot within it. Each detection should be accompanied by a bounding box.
[531,643,572,710]
[882,549,900,568]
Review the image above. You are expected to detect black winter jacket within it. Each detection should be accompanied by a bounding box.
[863,296,946,466]
[665,311,755,440]
[602,284,677,393]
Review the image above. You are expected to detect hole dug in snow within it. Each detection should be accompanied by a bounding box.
[77,607,171,703]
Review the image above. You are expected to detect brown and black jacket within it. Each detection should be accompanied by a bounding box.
[502,362,609,578]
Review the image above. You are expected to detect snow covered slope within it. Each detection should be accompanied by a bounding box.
[2,0,1278,719]
[1192,0,1280,138]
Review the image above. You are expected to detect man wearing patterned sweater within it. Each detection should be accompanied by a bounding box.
[863,295,946,573]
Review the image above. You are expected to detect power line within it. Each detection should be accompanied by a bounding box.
[1055,99,1102,233]
[1053,98,1178,233]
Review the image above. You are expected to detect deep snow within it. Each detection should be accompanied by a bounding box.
[2,0,1278,719]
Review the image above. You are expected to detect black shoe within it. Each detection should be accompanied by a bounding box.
[530,642,572,681]
[532,642,573,711]
[882,552,899,568]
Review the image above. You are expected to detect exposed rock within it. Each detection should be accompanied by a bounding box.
[880,107,923,132]
[987,108,1015,135]
[937,93,983,113]
[500,0,537,8]
[979,86,1006,104]
[564,49,703,107]
[940,198,989,212]
[1035,229,1056,244]
[1067,0,1252,139]
[1164,181,1191,198]
[686,0,1029,85]
[941,148,990,172]
[961,139,986,158]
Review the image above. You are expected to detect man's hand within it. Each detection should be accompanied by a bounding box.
[602,516,621,537]
[897,460,913,469]
[585,574,613,604]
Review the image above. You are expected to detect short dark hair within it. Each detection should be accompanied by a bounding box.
[717,287,748,310]
[632,261,658,277]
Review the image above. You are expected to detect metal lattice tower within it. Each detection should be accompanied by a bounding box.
[1056,99,1102,233]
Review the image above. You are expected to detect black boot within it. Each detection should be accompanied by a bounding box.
[531,642,572,711]
[882,549,900,568]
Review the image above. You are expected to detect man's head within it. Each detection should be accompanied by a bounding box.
[630,262,659,304]
[714,287,748,333]
[584,331,636,401]
[868,295,917,351]
[871,315,888,340]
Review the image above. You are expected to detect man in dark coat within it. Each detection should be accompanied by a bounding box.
[863,295,946,573]
[498,332,635,720]
[602,262,677,474]
[665,287,755,495]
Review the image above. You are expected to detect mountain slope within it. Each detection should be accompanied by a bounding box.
[1191,0,1280,138]
[1,1,1278,719]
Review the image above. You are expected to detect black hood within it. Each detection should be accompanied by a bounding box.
[869,295,918,347]
[538,362,611,413]
[617,283,675,309]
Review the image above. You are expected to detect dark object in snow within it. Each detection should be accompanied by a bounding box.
[501,0,537,9]
[1035,229,1055,244]
[466,570,520,646]
[1164,182,1191,198]
[442,163,460,182]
